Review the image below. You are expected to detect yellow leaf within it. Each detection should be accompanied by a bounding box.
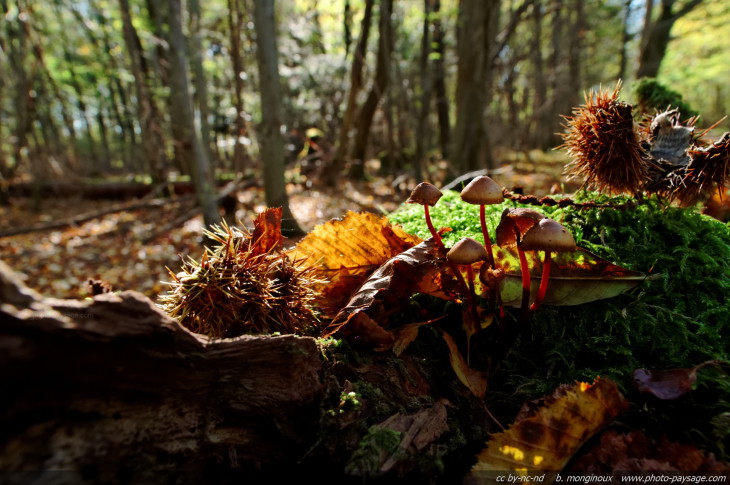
[468,378,628,484]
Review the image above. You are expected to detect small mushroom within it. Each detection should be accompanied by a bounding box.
[520,218,577,315]
[447,237,488,362]
[495,208,545,314]
[407,182,445,252]
[460,176,504,269]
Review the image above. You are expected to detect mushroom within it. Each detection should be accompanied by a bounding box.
[407,182,445,253]
[495,208,545,314]
[520,218,577,315]
[447,237,488,362]
[460,176,504,269]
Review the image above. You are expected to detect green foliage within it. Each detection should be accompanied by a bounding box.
[389,190,730,451]
[632,77,698,117]
[345,425,403,478]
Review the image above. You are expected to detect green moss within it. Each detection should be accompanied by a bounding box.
[389,190,730,451]
[345,426,402,478]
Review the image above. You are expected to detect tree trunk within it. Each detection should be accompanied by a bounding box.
[167,0,221,230]
[450,0,501,173]
[326,0,376,187]
[617,0,634,81]
[252,0,303,236]
[188,0,214,165]
[118,0,167,183]
[226,0,252,173]
[413,0,433,181]
[636,0,703,79]
[432,0,451,161]
[348,0,394,179]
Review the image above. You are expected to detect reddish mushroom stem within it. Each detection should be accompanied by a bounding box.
[517,244,531,315]
[425,205,471,301]
[528,251,552,314]
[479,206,496,268]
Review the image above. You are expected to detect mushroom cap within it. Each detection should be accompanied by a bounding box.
[495,208,546,247]
[460,176,504,205]
[520,218,577,252]
[447,237,488,265]
[407,182,443,206]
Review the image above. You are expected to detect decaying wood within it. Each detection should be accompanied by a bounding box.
[0,261,492,483]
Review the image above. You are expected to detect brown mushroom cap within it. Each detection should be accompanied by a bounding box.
[495,208,546,247]
[520,218,577,252]
[407,182,443,206]
[460,176,504,205]
[447,237,489,265]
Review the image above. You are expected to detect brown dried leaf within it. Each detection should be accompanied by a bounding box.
[568,430,730,474]
[289,211,422,315]
[468,378,629,483]
[250,207,283,256]
[633,360,723,400]
[442,331,487,398]
[323,240,456,347]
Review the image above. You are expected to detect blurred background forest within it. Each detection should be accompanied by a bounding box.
[1,0,729,298]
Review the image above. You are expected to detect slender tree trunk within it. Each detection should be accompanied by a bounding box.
[327,0,375,186]
[617,0,634,81]
[529,1,550,149]
[118,0,167,183]
[450,0,501,173]
[348,0,394,179]
[189,0,214,165]
[252,0,303,236]
[413,0,433,181]
[344,0,353,58]
[636,0,703,79]
[167,0,221,230]
[431,0,450,161]
[227,0,251,172]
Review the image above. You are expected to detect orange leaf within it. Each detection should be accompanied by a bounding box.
[250,207,283,256]
[289,211,422,315]
[468,378,628,483]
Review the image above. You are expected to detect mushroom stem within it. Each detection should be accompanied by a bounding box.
[479,205,496,268]
[518,245,531,315]
[424,205,446,254]
[464,265,479,364]
[528,251,552,314]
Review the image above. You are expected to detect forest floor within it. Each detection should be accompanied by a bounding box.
[0,152,589,302]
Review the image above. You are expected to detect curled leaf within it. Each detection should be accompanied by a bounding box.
[323,240,456,348]
[289,211,421,315]
[442,331,487,398]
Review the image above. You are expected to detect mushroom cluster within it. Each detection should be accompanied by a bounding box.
[406,178,578,328]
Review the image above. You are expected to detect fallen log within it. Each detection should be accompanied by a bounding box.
[0,261,492,483]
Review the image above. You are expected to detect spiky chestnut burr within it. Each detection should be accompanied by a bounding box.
[561,83,651,196]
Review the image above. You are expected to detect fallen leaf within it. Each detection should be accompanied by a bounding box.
[442,331,487,398]
[250,207,283,255]
[289,211,422,315]
[467,378,629,484]
[493,247,647,307]
[322,240,457,346]
[633,360,723,400]
[567,429,730,474]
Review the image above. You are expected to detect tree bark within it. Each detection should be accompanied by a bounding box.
[348,0,394,179]
[636,0,703,79]
[166,0,222,231]
[188,0,214,164]
[450,0,501,173]
[252,0,303,236]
